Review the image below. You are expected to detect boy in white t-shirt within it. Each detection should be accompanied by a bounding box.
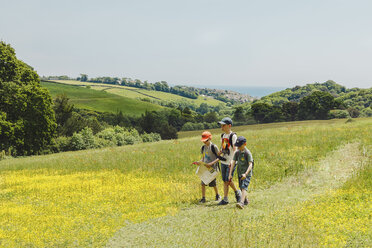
[217,117,241,205]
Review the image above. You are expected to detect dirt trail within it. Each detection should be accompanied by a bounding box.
[106,143,364,247]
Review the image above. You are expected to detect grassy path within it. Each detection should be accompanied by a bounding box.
[105,142,365,247]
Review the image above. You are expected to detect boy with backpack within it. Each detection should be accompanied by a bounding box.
[193,131,221,203]
[217,117,242,205]
[229,136,253,209]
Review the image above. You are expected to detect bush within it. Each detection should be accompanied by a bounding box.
[70,133,85,151]
[181,122,204,131]
[360,107,372,117]
[69,127,96,151]
[53,136,71,152]
[328,110,350,119]
[141,132,161,143]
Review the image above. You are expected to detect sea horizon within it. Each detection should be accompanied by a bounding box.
[190,85,288,98]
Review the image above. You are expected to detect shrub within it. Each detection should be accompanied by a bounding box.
[328,110,350,119]
[141,132,161,143]
[70,133,85,151]
[53,136,71,152]
[69,127,96,150]
[360,107,372,117]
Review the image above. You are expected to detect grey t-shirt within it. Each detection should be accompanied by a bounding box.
[233,147,253,177]
[201,143,219,169]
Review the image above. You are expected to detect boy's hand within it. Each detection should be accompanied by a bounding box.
[206,162,213,168]
[241,173,246,180]
[228,175,232,181]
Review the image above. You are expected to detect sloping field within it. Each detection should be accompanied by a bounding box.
[0,118,371,247]
[52,80,225,106]
[41,81,162,116]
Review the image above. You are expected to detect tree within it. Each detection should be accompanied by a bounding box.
[53,94,73,135]
[282,102,298,121]
[197,103,209,115]
[298,91,337,120]
[233,106,245,122]
[251,102,272,123]
[80,74,88,82]
[0,42,57,155]
[204,112,218,123]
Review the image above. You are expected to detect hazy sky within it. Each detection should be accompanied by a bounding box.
[1,0,372,88]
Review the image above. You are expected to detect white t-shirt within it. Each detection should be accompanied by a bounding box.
[220,132,237,165]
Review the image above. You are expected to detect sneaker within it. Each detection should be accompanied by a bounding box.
[235,190,241,203]
[215,194,221,201]
[199,198,206,203]
[244,198,249,205]
[217,199,229,205]
[236,202,244,209]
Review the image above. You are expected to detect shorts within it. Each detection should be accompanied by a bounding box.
[221,163,235,182]
[201,178,216,187]
[238,173,252,190]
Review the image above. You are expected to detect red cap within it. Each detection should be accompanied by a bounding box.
[201,131,212,142]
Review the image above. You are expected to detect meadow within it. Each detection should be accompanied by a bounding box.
[0,118,371,247]
[41,81,162,116]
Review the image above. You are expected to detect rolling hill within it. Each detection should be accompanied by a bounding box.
[50,80,226,107]
[41,81,162,116]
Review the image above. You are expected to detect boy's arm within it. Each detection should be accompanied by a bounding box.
[205,158,219,168]
[228,159,236,180]
[241,162,253,179]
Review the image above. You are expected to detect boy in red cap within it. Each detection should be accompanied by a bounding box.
[193,131,221,203]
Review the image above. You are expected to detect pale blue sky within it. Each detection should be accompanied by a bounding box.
[1,0,371,88]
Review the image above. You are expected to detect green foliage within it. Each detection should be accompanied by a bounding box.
[203,111,218,123]
[360,107,372,117]
[141,132,161,143]
[282,101,299,121]
[0,42,57,155]
[251,102,283,123]
[298,91,337,120]
[329,110,350,119]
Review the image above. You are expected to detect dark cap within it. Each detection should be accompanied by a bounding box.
[234,136,247,147]
[218,117,233,126]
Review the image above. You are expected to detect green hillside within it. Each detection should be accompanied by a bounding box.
[41,81,162,116]
[0,118,370,247]
[52,80,226,107]
[260,80,371,107]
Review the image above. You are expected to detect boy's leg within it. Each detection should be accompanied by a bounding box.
[240,189,247,204]
[228,166,241,202]
[229,181,238,191]
[201,184,206,198]
[213,186,218,195]
[218,163,230,205]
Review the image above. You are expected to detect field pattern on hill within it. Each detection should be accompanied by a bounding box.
[41,81,162,116]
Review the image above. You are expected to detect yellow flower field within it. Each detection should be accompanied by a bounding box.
[0,118,371,247]
[0,169,196,247]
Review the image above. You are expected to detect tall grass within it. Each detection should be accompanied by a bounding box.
[0,118,371,247]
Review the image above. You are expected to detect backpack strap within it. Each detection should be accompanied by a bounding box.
[229,132,236,147]
[210,143,218,157]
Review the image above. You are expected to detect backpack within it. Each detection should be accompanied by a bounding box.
[220,132,236,155]
[201,143,220,171]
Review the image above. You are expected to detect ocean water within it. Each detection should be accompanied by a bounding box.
[207,85,287,98]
